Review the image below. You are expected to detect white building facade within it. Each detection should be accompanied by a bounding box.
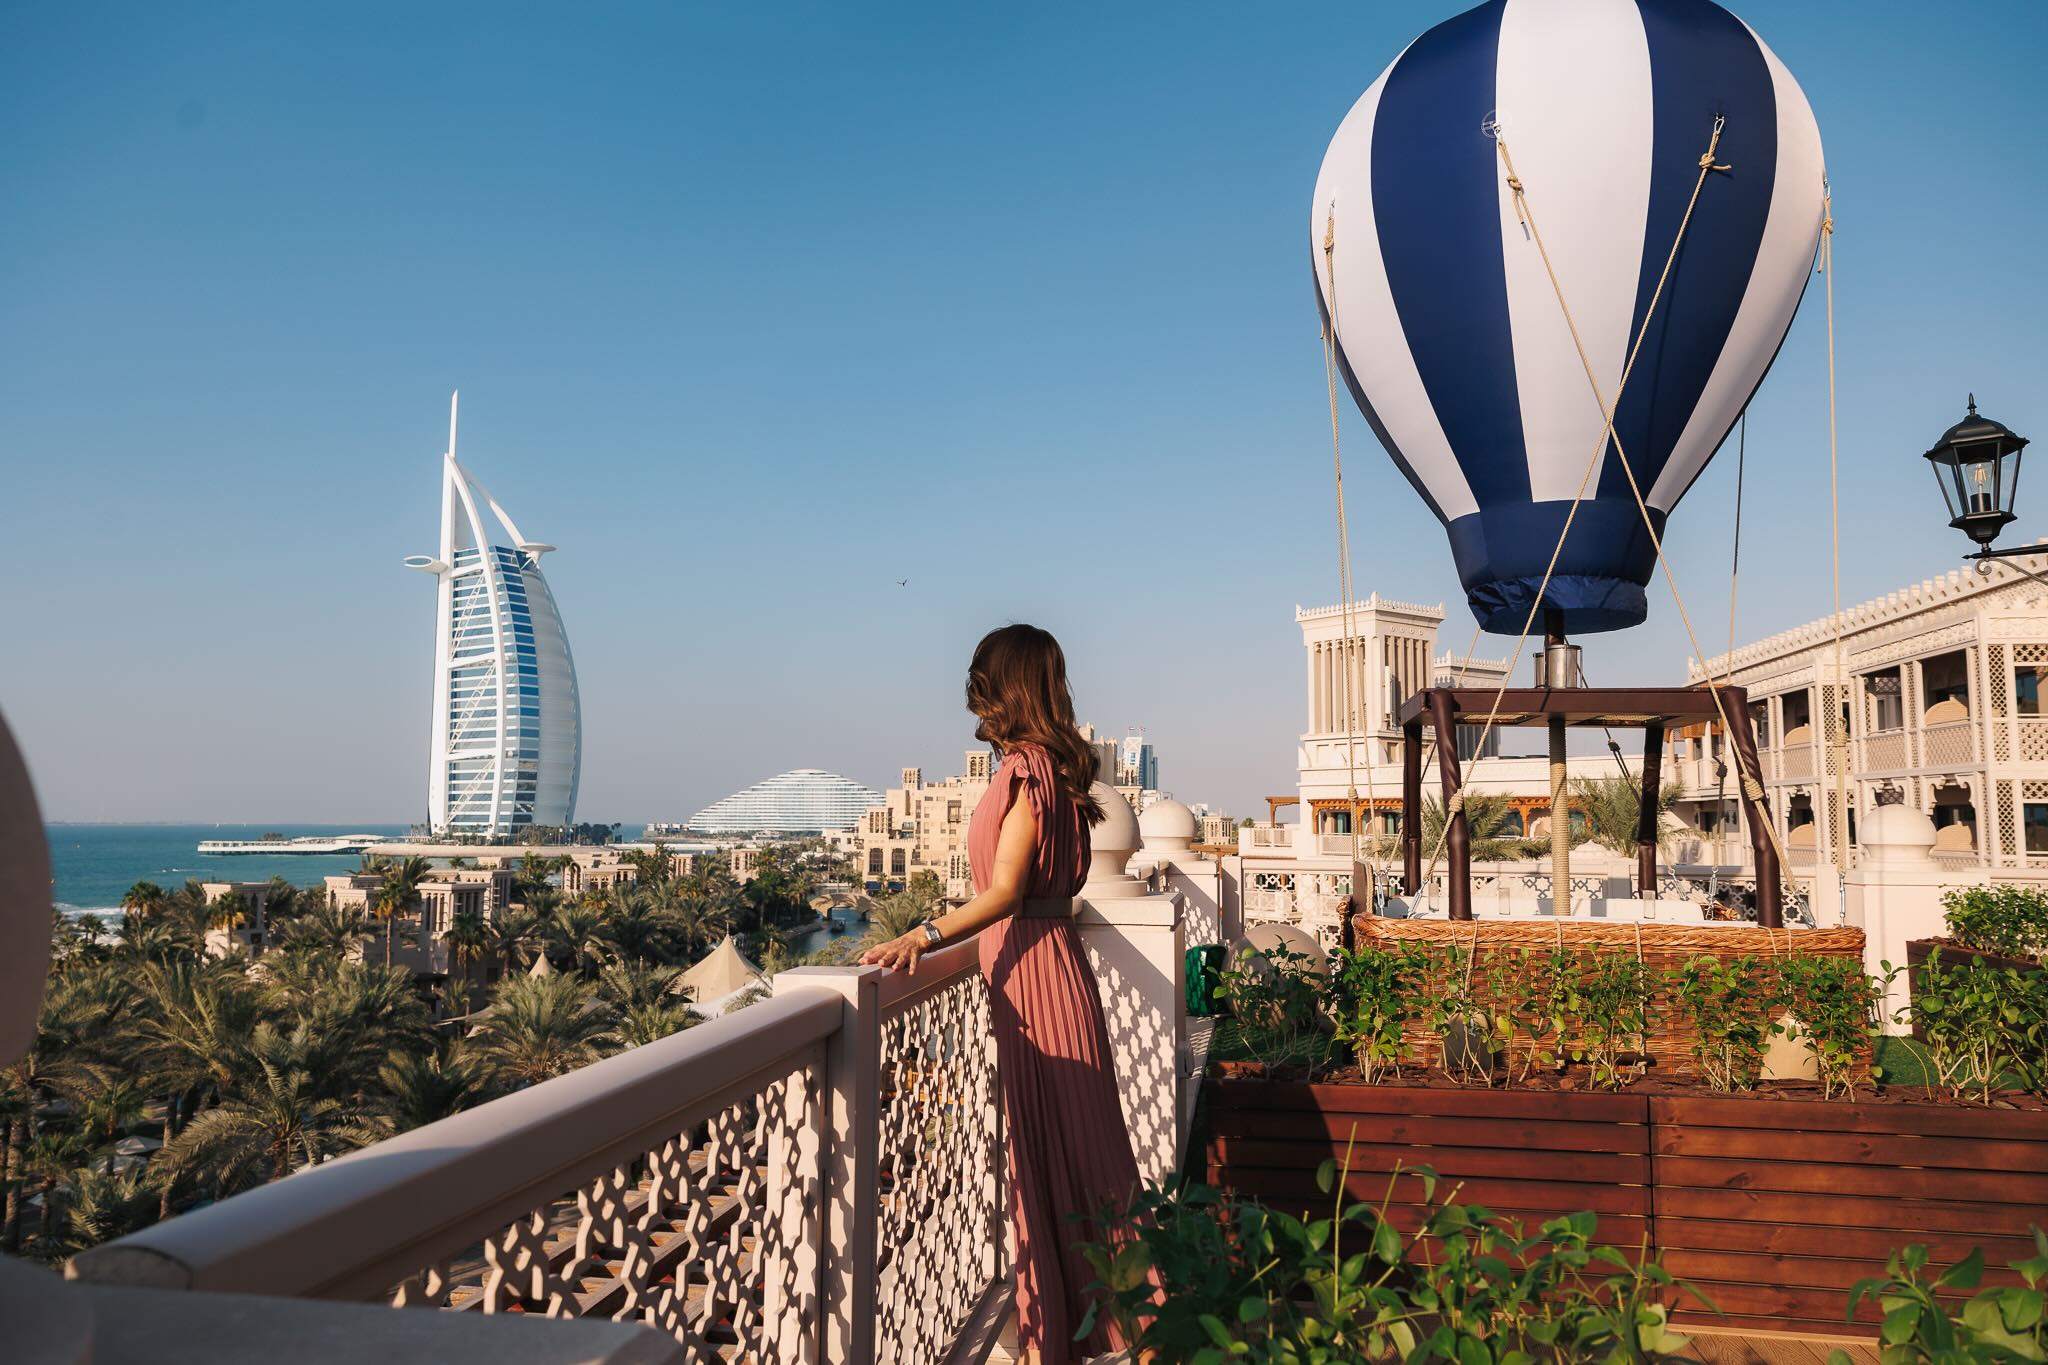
[406,398,581,838]
[685,769,882,835]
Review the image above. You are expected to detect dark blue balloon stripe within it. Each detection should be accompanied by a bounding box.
[1371,0,1530,510]
[1600,0,1776,504]
[1313,258,1452,524]
[1447,500,1666,635]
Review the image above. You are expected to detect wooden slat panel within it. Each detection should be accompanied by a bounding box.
[1650,1096,2048,1141]
[1209,1139,1650,1185]
[1654,1123,2048,1173]
[1206,1111,1650,1153]
[1210,1168,1651,1217]
[1656,1217,2040,1266]
[1655,1155,2048,1205]
[1655,1186,2031,1237]
[1210,1082,1648,1124]
[1668,1279,1873,1327]
[1665,1250,2028,1294]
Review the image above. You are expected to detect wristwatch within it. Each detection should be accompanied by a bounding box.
[922,922,943,946]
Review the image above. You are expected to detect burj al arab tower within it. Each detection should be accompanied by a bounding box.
[405,395,581,837]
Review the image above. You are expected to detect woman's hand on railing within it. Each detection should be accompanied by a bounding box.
[859,930,931,975]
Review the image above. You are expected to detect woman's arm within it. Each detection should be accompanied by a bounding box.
[858,786,1036,974]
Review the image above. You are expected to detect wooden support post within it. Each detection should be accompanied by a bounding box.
[1638,722,1664,898]
[1723,685,1783,927]
[1544,610,1570,915]
[1402,717,1423,895]
[1426,690,1471,921]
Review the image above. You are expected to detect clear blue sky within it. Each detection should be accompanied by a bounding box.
[2,1,2043,824]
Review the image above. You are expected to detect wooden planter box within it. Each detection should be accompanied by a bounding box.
[1204,1080,1652,1251]
[1652,1096,2048,1334]
[1203,1079,2048,1338]
[1904,938,2043,1041]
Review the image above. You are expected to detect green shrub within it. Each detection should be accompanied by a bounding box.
[1567,948,1651,1091]
[1829,1228,2048,1365]
[1219,943,1322,1074]
[1330,945,1422,1084]
[1777,955,1890,1101]
[1487,948,1561,1085]
[1941,885,2048,963]
[1667,954,1787,1092]
[1080,1160,1709,1363]
[1915,950,2048,1102]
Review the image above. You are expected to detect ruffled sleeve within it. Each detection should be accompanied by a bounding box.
[967,742,1088,898]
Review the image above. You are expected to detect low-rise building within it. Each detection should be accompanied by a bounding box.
[199,881,276,958]
[324,866,516,977]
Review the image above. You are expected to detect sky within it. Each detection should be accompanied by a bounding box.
[2,1,2044,825]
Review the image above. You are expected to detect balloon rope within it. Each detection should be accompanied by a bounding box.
[1822,189,1850,919]
[1496,114,1797,884]
[1319,207,1382,872]
[1414,117,1764,895]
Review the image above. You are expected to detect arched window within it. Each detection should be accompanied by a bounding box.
[868,848,883,875]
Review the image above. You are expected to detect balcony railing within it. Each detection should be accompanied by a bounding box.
[1921,720,1975,767]
[1778,742,1816,780]
[1862,728,1908,771]
[1239,823,1293,851]
[71,941,1013,1365]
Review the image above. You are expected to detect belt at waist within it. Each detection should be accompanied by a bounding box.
[1017,896,1075,920]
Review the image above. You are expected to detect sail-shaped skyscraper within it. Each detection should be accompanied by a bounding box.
[405,396,581,836]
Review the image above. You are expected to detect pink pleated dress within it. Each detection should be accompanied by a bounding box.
[970,742,1145,1362]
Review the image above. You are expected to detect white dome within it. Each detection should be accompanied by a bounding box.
[1139,799,1197,849]
[1084,781,1142,889]
[1861,802,1937,868]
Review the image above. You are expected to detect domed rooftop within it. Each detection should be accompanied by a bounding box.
[685,769,881,834]
[1139,798,1196,849]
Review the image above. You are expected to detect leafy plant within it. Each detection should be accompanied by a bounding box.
[1830,1229,2048,1365]
[1777,955,1890,1101]
[1485,948,1561,1086]
[1667,954,1786,1092]
[1421,944,1504,1085]
[1913,950,2048,1103]
[1509,944,1582,1086]
[1941,886,2048,964]
[1078,1154,1711,1363]
[1219,944,1323,1075]
[1421,791,1535,862]
[1331,945,1423,1084]
[1567,948,1651,1091]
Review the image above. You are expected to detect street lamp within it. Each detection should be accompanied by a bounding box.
[1927,394,2031,557]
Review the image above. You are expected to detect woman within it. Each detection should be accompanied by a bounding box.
[860,623,1146,1364]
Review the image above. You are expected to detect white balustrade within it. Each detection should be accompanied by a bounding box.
[1920,720,1975,767]
[70,923,1183,1365]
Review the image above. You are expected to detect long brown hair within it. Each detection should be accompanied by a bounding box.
[966,624,1105,825]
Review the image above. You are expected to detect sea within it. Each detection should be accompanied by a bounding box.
[48,823,411,921]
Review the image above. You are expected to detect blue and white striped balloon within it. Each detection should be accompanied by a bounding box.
[1313,0,1825,635]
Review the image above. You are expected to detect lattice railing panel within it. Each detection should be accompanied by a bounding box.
[393,1058,822,1363]
[1780,743,1816,780]
[1998,780,2019,860]
[1922,721,1976,767]
[873,969,1002,1364]
[2021,719,2048,763]
[1862,731,1907,770]
[1991,646,2011,762]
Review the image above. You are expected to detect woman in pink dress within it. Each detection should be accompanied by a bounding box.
[860,623,1147,1363]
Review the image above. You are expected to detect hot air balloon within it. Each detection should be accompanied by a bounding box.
[1313,0,1825,636]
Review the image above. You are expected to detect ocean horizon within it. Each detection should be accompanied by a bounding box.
[48,822,413,917]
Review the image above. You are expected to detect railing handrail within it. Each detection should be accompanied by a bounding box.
[69,987,844,1302]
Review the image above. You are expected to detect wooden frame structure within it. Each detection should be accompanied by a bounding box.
[1396,683,1783,926]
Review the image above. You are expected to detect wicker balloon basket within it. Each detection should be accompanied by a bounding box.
[1349,913,1869,1080]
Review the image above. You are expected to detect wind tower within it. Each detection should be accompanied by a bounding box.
[404,394,582,837]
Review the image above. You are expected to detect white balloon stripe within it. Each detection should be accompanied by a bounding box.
[1494,0,1654,505]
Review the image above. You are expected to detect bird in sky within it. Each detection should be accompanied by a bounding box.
[896,579,908,587]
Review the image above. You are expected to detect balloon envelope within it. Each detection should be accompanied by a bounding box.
[1313,0,1824,635]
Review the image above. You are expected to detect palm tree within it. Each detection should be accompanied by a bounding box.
[372,856,431,969]
[597,889,679,963]
[486,907,542,979]
[1570,775,1684,858]
[287,962,434,1100]
[474,975,617,1089]
[140,961,263,1139]
[116,913,197,964]
[1420,791,1533,862]
[445,907,489,1009]
[42,1164,158,1261]
[594,959,683,1014]
[208,890,251,943]
[119,882,167,920]
[270,900,371,959]
[614,1002,693,1049]
[20,1129,97,1259]
[353,1046,491,1138]
[2,972,120,1252]
[158,1023,352,1198]
[545,903,609,979]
